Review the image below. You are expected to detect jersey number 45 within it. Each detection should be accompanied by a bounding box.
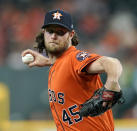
[62,104,83,125]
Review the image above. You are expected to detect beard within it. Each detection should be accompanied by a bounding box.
[45,42,69,56]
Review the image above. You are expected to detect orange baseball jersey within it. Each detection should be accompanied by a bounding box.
[48,46,114,131]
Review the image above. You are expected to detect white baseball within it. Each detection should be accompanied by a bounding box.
[22,54,34,64]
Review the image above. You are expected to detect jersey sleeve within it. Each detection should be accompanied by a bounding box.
[71,51,102,76]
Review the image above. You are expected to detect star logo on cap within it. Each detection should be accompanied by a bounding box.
[52,11,62,20]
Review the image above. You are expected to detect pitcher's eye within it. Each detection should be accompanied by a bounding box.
[47,29,54,34]
[56,30,67,36]
[46,28,68,36]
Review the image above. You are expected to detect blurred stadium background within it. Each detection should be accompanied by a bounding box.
[0,0,137,130]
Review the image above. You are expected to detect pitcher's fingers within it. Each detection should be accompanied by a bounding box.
[103,102,107,107]
[103,102,112,108]
[28,61,37,67]
[21,49,34,57]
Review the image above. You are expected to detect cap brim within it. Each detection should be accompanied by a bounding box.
[41,22,72,31]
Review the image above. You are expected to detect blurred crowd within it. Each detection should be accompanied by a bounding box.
[0,0,137,119]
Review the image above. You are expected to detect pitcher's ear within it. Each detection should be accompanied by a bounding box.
[70,30,75,38]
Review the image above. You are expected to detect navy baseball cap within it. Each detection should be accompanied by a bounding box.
[42,9,74,31]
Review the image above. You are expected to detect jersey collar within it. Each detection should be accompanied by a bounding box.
[54,46,76,63]
[62,46,76,56]
[50,46,76,68]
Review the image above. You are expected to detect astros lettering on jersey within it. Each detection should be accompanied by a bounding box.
[48,46,114,131]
